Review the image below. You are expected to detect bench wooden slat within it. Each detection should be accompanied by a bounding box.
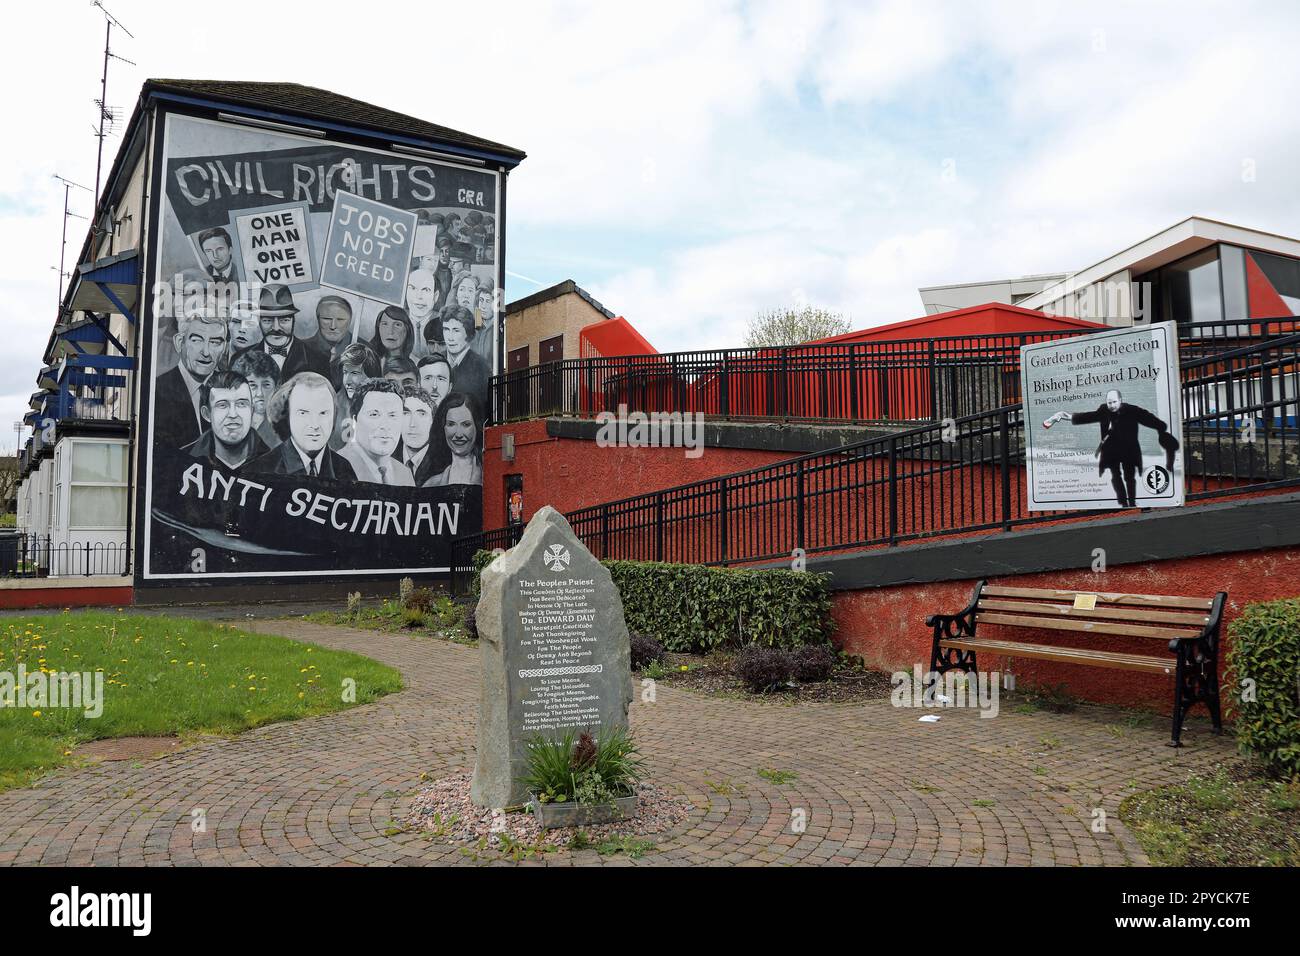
[977,599,1210,627]
[977,612,1200,641]
[939,637,1175,675]
[982,585,1214,611]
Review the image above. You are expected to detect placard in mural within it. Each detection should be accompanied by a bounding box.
[232,202,315,289]
[1021,323,1184,511]
[319,192,417,306]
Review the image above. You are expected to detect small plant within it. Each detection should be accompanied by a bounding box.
[1039,734,1062,751]
[789,644,835,683]
[345,591,362,620]
[1226,597,1300,779]
[643,659,668,680]
[404,587,434,613]
[596,836,655,859]
[523,728,643,806]
[401,606,426,629]
[629,632,666,670]
[463,605,479,640]
[757,767,798,785]
[398,577,414,606]
[972,799,996,808]
[568,829,592,850]
[733,645,792,693]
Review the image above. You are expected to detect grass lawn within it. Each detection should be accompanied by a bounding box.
[0,610,402,793]
[1120,763,1300,865]
[306,594,475,645]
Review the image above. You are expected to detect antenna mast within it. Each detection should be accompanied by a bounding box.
[51,175,91,316]
[91,1,135,214]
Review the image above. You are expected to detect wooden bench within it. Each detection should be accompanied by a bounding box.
[927,581,1225,746]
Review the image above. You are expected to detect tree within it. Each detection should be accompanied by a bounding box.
[744,306,851,348]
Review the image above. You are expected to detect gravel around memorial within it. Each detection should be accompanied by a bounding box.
[405,771,693,856]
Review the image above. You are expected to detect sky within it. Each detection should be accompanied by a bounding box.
[5,0,1300,449]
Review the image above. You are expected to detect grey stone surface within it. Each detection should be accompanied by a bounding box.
[470,506,633,808]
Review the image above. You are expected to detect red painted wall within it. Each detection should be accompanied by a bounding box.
[0,586,134,610]
[483,419,793,531]
[832,547,1300,711]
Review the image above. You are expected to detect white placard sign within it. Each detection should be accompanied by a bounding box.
[1021,324,1184,511]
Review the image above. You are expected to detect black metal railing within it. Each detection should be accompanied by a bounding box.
[453,332,1300,594]
[490,318,1300,427]
[0,535,131,579]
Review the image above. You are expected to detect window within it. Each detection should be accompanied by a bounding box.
[1137,246,1224,328]
[69,440,127,529]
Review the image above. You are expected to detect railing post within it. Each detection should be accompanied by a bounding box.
[795,458,805,552]
[928,338,938,421]
[600,503,610,559]
[999,409,1013,531]
[888,436,899,545]
[655,492,665,562]
[720,350,730,418]
[848,345,859,421]
[718,477,729,563]
[779,348,789,419]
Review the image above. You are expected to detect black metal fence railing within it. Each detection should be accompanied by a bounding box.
[490,318,1300,427]
[452,332,1300,595]
[0,535,131,579]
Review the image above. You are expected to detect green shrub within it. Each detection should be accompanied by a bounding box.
[404,586,434,613]
[401,606,426,629]
[523,728,643,805]
[1227,598,1300,779]
[473,551,833,653]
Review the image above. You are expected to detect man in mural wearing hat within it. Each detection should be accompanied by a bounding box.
[1043,388,1181,508]
[306,295,355,368]
[157,309,229,450]
[182,370,268,470]
[236,284,327,380]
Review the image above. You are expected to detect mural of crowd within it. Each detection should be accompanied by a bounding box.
[145,113,501,576]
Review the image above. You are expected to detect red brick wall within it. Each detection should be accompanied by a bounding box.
[832,546,1300,709]
[483,419,793,532]
[0,586,134,610]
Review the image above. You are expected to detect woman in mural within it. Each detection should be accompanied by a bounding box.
[423,391,483,487]
[368,305,416,363]
[451,273,480,314]
[329,342,381,450]
[441,306,490,406]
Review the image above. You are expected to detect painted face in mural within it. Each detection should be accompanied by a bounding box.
[444,402,477,459]
[204,383,253,448]
[419,361,450,406]
[384,368,418,390]
[316,301,353,345]
[229,311,262,350]
[476,290,493,317]
[455,277,479,310]
[442,317,468,358]
[288,382,334,454]
[202,235,232,272]
[450,255,470,277]
[402,395,434,453]
[353,390,403,459]
[247,375,277,424]
[259,312,295,349]
[377,312,409,353]
[405,269,437,321]
[341,363,370,399]
[174,319,228,379]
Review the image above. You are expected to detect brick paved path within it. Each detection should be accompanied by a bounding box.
[0,619,1236,866]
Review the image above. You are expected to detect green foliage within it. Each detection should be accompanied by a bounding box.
[401,606,427,629]
[474,551,834,652]
[1227,598,1300,779]
[757,767,798,785]
[523,727,643,806]
[403,587,434,613]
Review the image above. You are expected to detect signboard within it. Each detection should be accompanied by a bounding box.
[1021,324,1184,511]
[319,192,418,307]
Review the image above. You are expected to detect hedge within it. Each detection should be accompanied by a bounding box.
[1226,598,1300,779]
[473,551,833,652]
